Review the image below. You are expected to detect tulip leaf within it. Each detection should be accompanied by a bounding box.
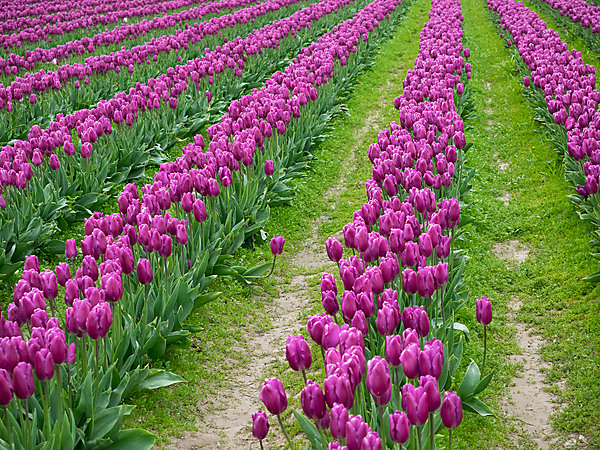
[473,371,494,396]
[461,397,495,417]
[104,428,155,450]
[138,370,186,390]
[582,270,600,283]
[457,361,481,399]
[292,410,323,450]
[243,262,273,278]
[193,291,222,311]
[90,406,131,442]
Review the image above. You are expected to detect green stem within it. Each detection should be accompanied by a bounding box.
[429,412,434,450]
[42,381,50,439]
[301,369,307,386]
[483,324,487,373]
[267,255,277,277]
[260,440,265,450]
[277,414,294,449]
[448,429,452,450]
[4,406,12,450]
[416,425,423,450]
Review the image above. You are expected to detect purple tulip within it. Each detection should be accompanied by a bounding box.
[375,303,399,336]
[326,237,343,262]
[322,290,339,316]
[0,369,12,405]
[389,411,410,444]
[34,348,54,381]
[400,343,420,379]
[86,302,113,340]
[264,160,275,176]
[301,380,327,421]
[12,362,34,400]
[259,378,287,415]
[330,403,349,439]
[269,236,285,256]
[361,431,382,450]
[345,415,370,450]
[440,391,463,429]
[136,258,153,285]
[402,384,429,426]
[401,306,430,338]
[324,373,354,409]
[286,334,312,373]
[385,335,403,367]
[476,296,492,325]
[192,199,207,223]
[420,375,441,412]
[366,356,391,405]
[251,410,269,440]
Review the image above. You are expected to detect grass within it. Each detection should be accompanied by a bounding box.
[455,0,600,446]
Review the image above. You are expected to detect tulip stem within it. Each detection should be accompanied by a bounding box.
[259,440,265,450]
[4,406,12,450]
[416,425,423,450]
[429,412,434,450]
[276,414,294,449]
[482,325,487,374]
[377,405,385,438]
[42,380,50,439]
[316,420,328,447]
[301,369,307,386]
[448,429,452,450]
[267,255,277,277]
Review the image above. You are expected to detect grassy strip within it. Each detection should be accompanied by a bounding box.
[455,0,600,446]
[123,0,432,444]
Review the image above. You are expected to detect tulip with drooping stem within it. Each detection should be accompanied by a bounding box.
[267,236,285,276]
[476,296,492,372]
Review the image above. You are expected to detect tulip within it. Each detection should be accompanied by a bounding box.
[330,403,349,439]
[385,335,403,367]
[345,415,370,450]
[270,236,285,256]
[252,410,269,444]
[12,362,34,400]
[401,306,430,338]
[34,348,54,381]
[321,322,341,350]
[0,369,12,405]
[324,373,354,409]
[86,302,113,340]
[402,384,428,426]
[260,378,293,447]
[351,310,368,337]
[389,411,410,444]
[375,303,399,336]
[286,334,312,380]
[400,343,420,379]
[441,391,463,449]
[264,160,275,176]
[366,357,391,406]
[136,258,153,285]
[301,380,327,421]
[326,237,343,262]
[476,296,492,371]
[361,431,382,450]
[322,290,339,316]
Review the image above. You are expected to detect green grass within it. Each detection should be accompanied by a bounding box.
[454,0,600,446]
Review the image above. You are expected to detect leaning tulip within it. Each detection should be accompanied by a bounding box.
[326,237,343,263]
[476,296,492,371]
[286,334,312,381]
[260,378,292,448]
[270,236,285,256]
[252,410,269,448]
[441,391,463,449]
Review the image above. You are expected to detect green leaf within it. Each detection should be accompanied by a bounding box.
[582,270,600,283]
[104,428,155,450]
[243,263,272,278]
[90,406,130,442]
[473,371,494,396]
[462,397,495,417]
[293,410,322,450]
[457,361,481,399]
[138,371,186,390]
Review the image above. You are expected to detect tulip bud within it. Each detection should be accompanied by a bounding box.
[330,403,349,439]
[136,258,153,285]
[366,356,391,405]
[324,374,354,409]
[301,380,327,420]
[286,335,312,372]
[400,343,420,379]
[440,391,463,429]
[0,369,13,405]
[270,236,285,256]
[264,160,275,176]
[389,411,410,443]
[34,348,55,381]
[252,410,269,440]
[326,237,343,262]
[476,296,492,325]
[345,415,369,450]
[259,378,287,415]
[385,335,403,367]
[12,362,34,399]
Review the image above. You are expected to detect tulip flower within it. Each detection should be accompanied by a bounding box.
[12,362,34,400]
[252,410,269,448]
[267,236,285,276]
[0,369,12,405]
[441,391,463,448]
[476,296,492,371]
[345,415,370,450]
[286,334,312,382]
[389,411,410,444]
[330,403,349,439]
[259,378,292,447]
[326,237,343,263]
[136,258,153,285]
[366,356,391,407]
[264,160,275,176]
[324,373,354,409]
[301,380,327,422]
